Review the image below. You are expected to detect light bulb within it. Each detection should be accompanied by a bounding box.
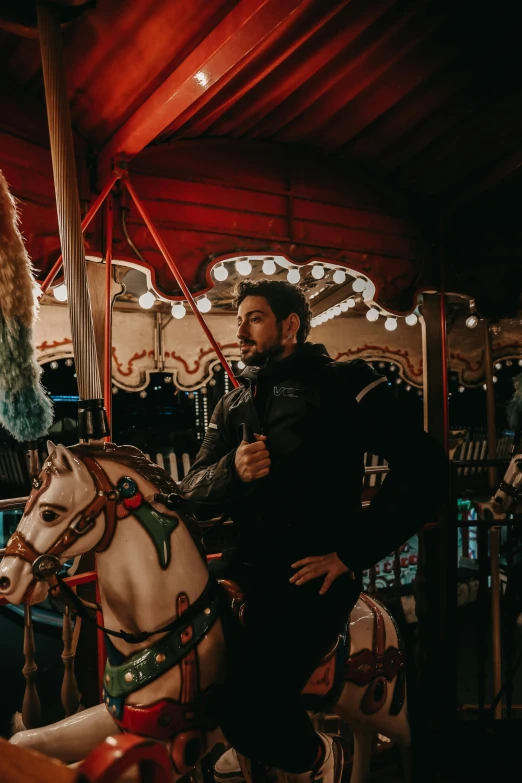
[340,301,349,312]
[458,386,465,393]
[54,284,68,302]
[385,317,397,331]
[320,312,328,323]
[366,307,379,322]
[327,309,335,320]
[237,360,245,370]
[362,279,376,301]
[171,303,186,319]
[493,375,498,383]
[333,269,346,285]
[482,383,487,390]
[312,265,325,280]
[213,264,228,281]
[139,291,155,309]
[311,318,319,328]
[405,313,418,326]
[139,390,147,398]
[262,258,276,275]
[50,361,58,370]
[347,298,356,309]
[287,268,300,284]
[236,258,252,275]
[495,362,502,370]
[352,278,366,293]
[466,315,479,329]
[333,304,342,316]
[197,296,212,313]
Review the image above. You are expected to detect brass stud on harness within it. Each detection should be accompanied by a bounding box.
[204,607,211,615]
[155,653,166,664]
[105,674,111,684]
[124,671,133,683]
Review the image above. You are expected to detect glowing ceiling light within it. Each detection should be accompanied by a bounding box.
[333,269,346,285]
[466,315,479,329]
[320,312,328,323]
[213,264,228,281]
[352,278,366,293]
[340,301,349,312]
[366,307,379,322]
[327,309,335,320]
[495,362,502,370]
[171,303,186,319]
[197,296,212,313]
[287,268,301,284]
[347,298,356,309]
[236,258,252,275]
[312,265,325,280]
[405,313,418,326]
[384,317,397,331]
[362,279,376,301]
[333,304,342,316]
[53,284,68,302]
[262,258,276,275]
[139,291,155,309]
[458,386,465,393]
[237,360,245,370]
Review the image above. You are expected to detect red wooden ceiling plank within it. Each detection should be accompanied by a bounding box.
[97,0,308,172]
[344,56,475,164]
[241,0,418,141]
[269,2,449,144]
[313,28,459,151]
[160,0,351,140]
[396,85,522,194]
[186,0,398,139]
[375,75,497,175]
[445,147,522,215]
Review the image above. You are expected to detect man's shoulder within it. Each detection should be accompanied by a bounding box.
[322,359,387,400]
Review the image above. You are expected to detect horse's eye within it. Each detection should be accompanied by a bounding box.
[42,509,59,523]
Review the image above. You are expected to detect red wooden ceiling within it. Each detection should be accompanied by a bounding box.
[1,0,522,314]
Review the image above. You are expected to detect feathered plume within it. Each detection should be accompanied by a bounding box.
[506,371,522,431]
[0,169,53,440]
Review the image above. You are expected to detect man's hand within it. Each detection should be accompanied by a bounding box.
[234,434,271,483]
[289,553,354,595]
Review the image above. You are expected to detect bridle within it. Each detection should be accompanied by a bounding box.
[496,454,522,507]
[3,455,119,582]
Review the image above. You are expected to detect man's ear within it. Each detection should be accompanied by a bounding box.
[289,312,300,336]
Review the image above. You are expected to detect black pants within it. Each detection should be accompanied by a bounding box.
[214,560,361,773]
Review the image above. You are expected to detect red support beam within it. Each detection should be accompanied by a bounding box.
[123,176,239,388]
[97,0,308,171]
[104,195,113,440]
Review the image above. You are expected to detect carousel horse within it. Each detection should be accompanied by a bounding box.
[0,442,411,783]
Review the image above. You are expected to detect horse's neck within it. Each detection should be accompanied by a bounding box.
[94,461,209,644]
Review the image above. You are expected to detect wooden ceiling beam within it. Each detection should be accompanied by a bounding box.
[97,0,308,175]
[443,145,522,215]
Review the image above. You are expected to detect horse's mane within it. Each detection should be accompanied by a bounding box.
[70,442,207,561]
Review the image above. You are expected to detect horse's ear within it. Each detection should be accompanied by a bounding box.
[53,444,74,474]
[46,440,56,456]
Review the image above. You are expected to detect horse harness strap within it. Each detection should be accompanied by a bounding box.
[498,479,522,503]
[103,580,221,701]
[3,456,118,575]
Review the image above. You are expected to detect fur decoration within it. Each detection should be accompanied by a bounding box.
[0,169,53,440]
[507,372,522,430]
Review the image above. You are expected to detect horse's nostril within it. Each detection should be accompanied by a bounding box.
[0,576,10,591]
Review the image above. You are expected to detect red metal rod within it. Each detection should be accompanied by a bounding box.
[104,196,113,441]
[96,578,106,700]
[123,176,239,388]
[40,170,121,294]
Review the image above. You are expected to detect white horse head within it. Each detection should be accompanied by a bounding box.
[0,441,203,609]
[494,451,522,514]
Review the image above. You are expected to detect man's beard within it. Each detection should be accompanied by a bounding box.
[242,326,284,367]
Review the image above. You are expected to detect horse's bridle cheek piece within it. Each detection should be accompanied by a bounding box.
[3,456,119,583]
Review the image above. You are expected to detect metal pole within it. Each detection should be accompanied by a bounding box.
[36,1,108,440]
[40,171,121,294]
[123,176,239,388]
[103,195,113,441]
[490,526,502,719]
[484,321,498,490]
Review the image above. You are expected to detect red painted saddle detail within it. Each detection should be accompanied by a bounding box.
[114,687,221,741]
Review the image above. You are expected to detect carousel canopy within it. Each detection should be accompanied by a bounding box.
[0,0,521,317]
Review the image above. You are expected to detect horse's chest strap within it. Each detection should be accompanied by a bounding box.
[103,589,220,700]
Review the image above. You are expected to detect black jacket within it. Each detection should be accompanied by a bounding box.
[179,343,448,573]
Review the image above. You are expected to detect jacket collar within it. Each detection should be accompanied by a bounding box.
[237,343,332,386]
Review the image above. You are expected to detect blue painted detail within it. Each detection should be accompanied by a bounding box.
[103,687,125,720]
[117,476,138,499]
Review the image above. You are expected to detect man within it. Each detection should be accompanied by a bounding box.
[179,279,447,783]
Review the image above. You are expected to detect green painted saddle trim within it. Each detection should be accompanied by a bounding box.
[134,502,178,570]
[104,590,220,699]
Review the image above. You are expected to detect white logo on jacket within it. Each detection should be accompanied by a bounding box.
[273,386,301,398]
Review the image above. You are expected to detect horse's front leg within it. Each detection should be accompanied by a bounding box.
[9,703,121,763]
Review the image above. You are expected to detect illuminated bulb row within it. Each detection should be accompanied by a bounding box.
[311,299,355,326]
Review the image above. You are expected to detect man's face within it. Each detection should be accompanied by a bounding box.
[236,295,285,367]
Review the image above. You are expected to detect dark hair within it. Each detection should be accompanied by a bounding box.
[232,278,312,343]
